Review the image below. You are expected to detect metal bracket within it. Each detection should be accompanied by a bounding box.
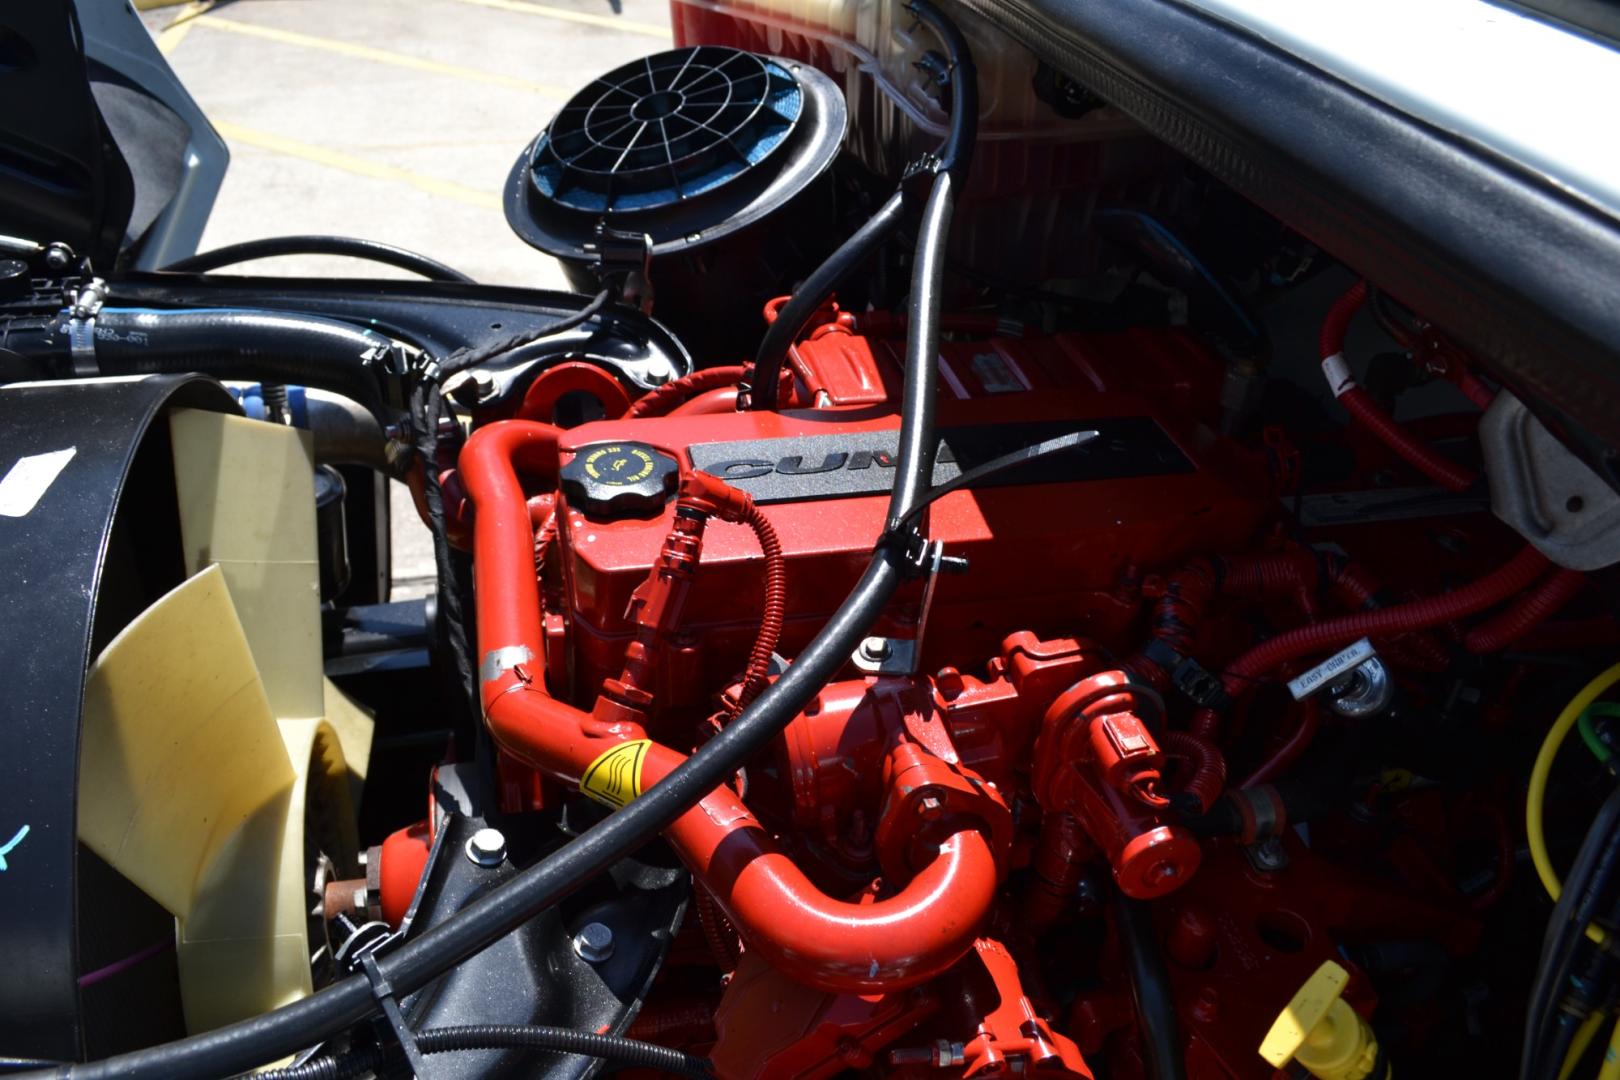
[1480,392,1620,570]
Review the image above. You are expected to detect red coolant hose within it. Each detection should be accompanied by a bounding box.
[627,366,749,418]
[460,420,997,993]
[1464,568,1587,653]
[1227,545,1549,685]
[1161,731,1226,813]
[732,504,785,714]
[1321,281,1477,492]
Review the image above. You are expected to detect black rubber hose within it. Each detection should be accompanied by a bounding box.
[21,7,974,1078]
[748,188,907,411]
[92,308,391,417]
[254,1025,711,1080]
[884,170,952,533]
[748,0,976,411]
[164,235,475,284]
[1114,889,1188,1080]
[440,287,612,375]
[914,0,978,188]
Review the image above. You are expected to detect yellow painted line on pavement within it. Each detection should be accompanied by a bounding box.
[211,120,502,211]
[155,0,214,55]
[444,0,672,39]
[189,15,571,97]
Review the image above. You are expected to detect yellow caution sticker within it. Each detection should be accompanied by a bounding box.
[580,740,651,808]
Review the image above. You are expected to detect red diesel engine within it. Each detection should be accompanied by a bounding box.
[332,6,1608,1079]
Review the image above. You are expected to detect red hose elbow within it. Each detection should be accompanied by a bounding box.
[459,420,997,994]
[1464,568,1586,653]
[1160,731,1226,813]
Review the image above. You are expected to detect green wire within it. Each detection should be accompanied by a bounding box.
[1578,702,1620,764]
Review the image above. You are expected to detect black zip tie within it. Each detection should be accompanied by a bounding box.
[883,429,1098,538]
[361,951,432,1079]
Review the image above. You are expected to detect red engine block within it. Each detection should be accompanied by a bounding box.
[407,316,1490,1078]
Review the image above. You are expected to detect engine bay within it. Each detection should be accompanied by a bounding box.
[4,2,1620,1078]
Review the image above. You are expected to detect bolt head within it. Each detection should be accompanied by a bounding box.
[465,827,507,867]
[917,789,944,818]
[860,637,892,661]
[573,921,615,963]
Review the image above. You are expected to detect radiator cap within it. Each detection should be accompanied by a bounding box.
[561,441,679,520]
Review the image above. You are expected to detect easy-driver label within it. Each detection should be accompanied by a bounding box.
[580,740,651,808]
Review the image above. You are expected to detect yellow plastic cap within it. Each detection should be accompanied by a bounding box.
[1259,960,1382,1080]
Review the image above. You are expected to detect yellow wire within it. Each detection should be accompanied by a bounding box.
[1529,661,1620,948]
[1562,1011,1607,1080]
[1600,1017,1620,1080]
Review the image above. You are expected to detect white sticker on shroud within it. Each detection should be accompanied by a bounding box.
[0,448,77,517]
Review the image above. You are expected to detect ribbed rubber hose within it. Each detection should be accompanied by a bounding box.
[254,1024,712,1080]
[1225,545,1549,684]
[1159,731,1225,813]
[732,504,786,713]
[164,234,474,283]
[1465,568,1586,653]
[19,6,972,1077]
[628,365,748,417]
[91,308,391,418]
[1191,545,1550,740]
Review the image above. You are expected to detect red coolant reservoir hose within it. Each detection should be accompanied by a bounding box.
[1320,280,1477,492]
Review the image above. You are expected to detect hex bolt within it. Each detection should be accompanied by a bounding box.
[464,827,508,867]
[917,789,944,819]
[1248,836,1289,873]
[573,921,615,963]
[44,244,72,272]
[859,637,892,661]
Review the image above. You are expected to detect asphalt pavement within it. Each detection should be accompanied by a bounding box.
[140,0,675,595]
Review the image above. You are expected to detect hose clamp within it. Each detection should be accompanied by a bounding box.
[66,277,106,376]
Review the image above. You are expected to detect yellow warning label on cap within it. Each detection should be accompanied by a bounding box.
[580,739,651,808]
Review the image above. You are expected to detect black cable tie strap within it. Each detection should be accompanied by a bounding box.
[361,951,433,1079]
[885,429,1099,538]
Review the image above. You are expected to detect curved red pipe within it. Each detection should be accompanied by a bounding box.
[1321,281,1477,492]
[1464,568,1586,653]
[460,420,997,992]
[627,365,748,418]
[667,386,739,416]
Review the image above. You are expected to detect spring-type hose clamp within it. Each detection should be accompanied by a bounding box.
[66,277,107,376]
